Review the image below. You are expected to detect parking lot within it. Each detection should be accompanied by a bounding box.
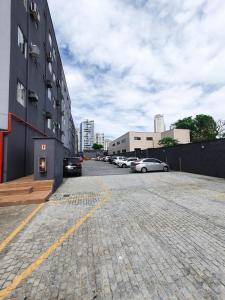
[82,160,132,176]
[1,161,225,299]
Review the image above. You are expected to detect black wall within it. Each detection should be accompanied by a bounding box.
[123,139,225,179]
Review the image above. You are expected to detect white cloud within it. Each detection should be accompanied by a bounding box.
[48,0,225,138]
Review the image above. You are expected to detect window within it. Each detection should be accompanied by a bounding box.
[53,97,56,108]
[121,138,126,143]
[53,122,56,134]
[112,143,115,147]
[53,48,56,60]
[146,137,153,141]
[23,0,27,10]
[18,26,27,58]
[134,137,141,140]
[48,32,52,47]
[62,99,65,110]
[48,62,52,75]
[47,119,51,130]
[47,88,51,100]
[17,81,26,107]
[122,149,126,153]
[117,141,120,145]
[53,72,56,83]
[144,159,160,163]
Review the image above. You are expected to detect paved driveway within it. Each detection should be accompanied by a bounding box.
[1,162,225,299]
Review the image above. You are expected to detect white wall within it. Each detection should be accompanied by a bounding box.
[0,0,11,130]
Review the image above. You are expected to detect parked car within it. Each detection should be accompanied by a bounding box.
[131,158,169,173]
[113,156,126,165]
[108,156,117,164]
[115,157,127,166]
[118,157,139,168]
[63,157,82,176]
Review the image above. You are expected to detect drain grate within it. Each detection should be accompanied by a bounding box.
[63,194,70,198]
[49,192,102,206]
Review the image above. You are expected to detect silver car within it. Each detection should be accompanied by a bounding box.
[118,157,139,168]
[130,158,169,173]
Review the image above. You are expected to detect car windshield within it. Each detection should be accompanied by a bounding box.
[64,158,80,165]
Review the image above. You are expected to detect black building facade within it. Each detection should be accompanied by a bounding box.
[0,0,76,182]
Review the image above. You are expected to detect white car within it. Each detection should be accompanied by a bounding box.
[130,158,169,173]
[115,157,127,166]
[118,157,139,168]
[113,156,126,165]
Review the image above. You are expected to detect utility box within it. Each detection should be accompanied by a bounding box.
[33,138,63,191]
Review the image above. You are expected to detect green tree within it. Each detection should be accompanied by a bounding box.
[193,114,217,141]
[173,114,217,142]
[159,137,179,147]
[92,143,104,150]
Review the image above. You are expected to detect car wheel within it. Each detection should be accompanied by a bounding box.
[163,166,169,172]
[122,164,127,168]
[141,167,147,173]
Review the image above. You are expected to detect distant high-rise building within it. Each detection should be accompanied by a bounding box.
[104,139,112,151]
[75,128,80,153]
[95,133,104,146]
[80,120,94,151]
[154,114,166,133]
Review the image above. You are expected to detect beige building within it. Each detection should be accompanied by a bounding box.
[108,129,190,155]
[161,129,190,144]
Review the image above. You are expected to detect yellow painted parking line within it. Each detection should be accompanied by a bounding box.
[0,185,111,300]
[0,204,44,253]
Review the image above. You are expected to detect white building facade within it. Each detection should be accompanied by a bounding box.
[80,120,95,151]
[104,139,112,151]
[154,114,166,133]
[95,133,104,146]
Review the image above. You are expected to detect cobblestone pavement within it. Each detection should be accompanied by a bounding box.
[1,162,225,299]
[82,160,131,177]
[0,205,37,243]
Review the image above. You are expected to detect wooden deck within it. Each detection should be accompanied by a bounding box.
[0,176,54,207]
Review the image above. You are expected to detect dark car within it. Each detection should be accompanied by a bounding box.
[63,157,82,177]
[108,155,117,164]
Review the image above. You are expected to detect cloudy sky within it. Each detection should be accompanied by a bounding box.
[48,0,225,139]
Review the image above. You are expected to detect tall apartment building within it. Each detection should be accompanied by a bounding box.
[80,120,94,151]
[154,114,166,133]
[95,133,104,146]
[0,0,75,182]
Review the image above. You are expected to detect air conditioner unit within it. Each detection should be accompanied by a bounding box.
[46,51,53,62]
[28,90,38,102]
[30,44,40,58]
[45,111,52,119]
[46,79,53,88]
[30,2,40,22]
